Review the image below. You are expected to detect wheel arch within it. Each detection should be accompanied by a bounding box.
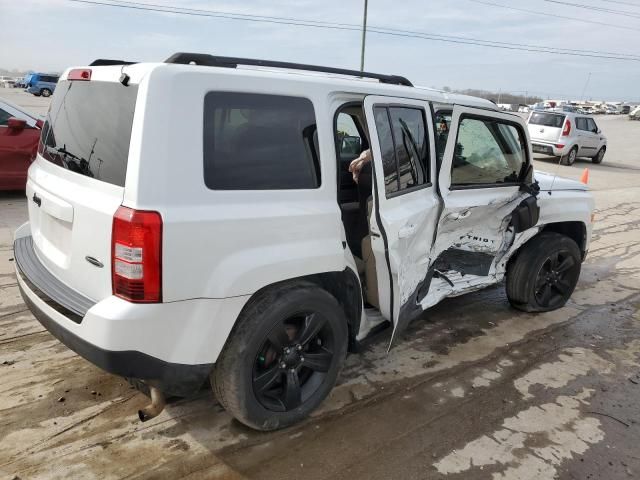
[540,221,587,258]
[229,269,363,354]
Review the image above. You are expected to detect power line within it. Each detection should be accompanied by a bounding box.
[67,0,640,61]
[467,0,640,31]
[599,0,640,7]
[104,0,640,58]
[541,0,640,18]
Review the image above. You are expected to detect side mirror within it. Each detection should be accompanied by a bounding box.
[7,117,27,132]
[597,128,602,134]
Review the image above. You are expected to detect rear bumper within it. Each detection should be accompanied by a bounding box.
[14,232,215,397]
[531,141,568,157]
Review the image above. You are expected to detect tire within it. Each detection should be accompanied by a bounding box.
[560,146,578,166]
[212,282,349,431]
[506,232,581,312]
[41,88,52,97]
[592,147,605,164]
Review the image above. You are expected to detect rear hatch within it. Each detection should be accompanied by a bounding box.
[527,112,566,143]
[27,69,139,302]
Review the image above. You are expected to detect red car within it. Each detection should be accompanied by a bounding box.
[0,99,42,190]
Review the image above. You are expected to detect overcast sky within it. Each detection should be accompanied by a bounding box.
[2,0,640,101]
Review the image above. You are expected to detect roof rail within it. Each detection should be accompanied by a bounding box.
[89,59,138,66]
[164,53,413,87]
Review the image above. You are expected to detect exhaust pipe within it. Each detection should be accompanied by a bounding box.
[138,386,166,422]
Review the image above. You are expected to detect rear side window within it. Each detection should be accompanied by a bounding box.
[203,92,320,190]
[39,81,138,187]
[576,118,588,130]
[373,106,429,197]
[529,113,565,128]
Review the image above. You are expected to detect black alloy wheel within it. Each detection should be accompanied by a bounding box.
[533,250,580,309]
[506,232,582,312]
[212,282,348,431]
[253,312,335,412]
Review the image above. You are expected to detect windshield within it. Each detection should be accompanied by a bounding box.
[38,80,138,187]
[529,112,566,128]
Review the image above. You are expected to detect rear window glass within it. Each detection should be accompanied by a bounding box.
[529,112,565,128]
[39,80,138,187]
[203,92,320,190]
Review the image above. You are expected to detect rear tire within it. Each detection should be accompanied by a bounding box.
[41,88,52,97]
[506,232,581,312]
[560,146,578,166]
[592,147,605,164]
[212,282,348,431]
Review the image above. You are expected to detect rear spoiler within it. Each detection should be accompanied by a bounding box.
[89,59,138,66]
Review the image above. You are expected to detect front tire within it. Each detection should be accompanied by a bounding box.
[212,282,348,431]
[592,147,605,164]
[560,146,578,166]
[506,232,581,312]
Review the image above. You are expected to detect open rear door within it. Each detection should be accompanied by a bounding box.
[362,96,441,343]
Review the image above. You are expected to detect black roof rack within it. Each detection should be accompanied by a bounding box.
[89,59,138,66]
[164,53,413,87]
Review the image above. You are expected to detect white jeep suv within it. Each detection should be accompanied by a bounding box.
[527,110,607,165]
[14,54,595,431]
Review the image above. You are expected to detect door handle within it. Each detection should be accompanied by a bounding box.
[448,209,471,221]
[398,224,417,239]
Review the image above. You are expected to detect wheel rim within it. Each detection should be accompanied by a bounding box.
[252,312,335,412]
[598,149,604,162]
[534,250,580,309]
[569,149,576,164]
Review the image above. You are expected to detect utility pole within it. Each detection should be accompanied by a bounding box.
[581,72,592,102]
[360,0,368,72]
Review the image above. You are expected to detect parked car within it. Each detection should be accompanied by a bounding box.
[25,73,59,97]
[15,54,594,431]
[0,99,42,190]
[604,105,619,115]
[630,106,640,120]
[527,111,607,165]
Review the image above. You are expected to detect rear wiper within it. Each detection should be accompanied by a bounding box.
[44,145,94,177]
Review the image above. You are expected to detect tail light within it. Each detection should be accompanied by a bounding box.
[112,206,162,303]
[68,68,92,81]
[562,119,571,136]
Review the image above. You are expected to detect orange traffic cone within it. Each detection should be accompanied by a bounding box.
[580,168,589,184]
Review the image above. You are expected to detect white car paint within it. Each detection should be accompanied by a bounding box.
[16,60,594,372]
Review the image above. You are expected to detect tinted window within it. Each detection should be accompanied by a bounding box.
[434,110,452,165]
[576,117,588,131]
[373,107,398,195]
[389,107,429,190]
[374,106,429,197]
[38,81,138,187]
[529,112,565,128]
[452,117,526,187]
[0,108,11,126]
[586,118,598,132]
[203,92,319,190]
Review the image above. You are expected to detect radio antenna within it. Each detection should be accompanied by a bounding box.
[548,111,568,194]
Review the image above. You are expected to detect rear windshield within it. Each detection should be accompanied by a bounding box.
[529,112,565,128]
[38,80,138,187]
